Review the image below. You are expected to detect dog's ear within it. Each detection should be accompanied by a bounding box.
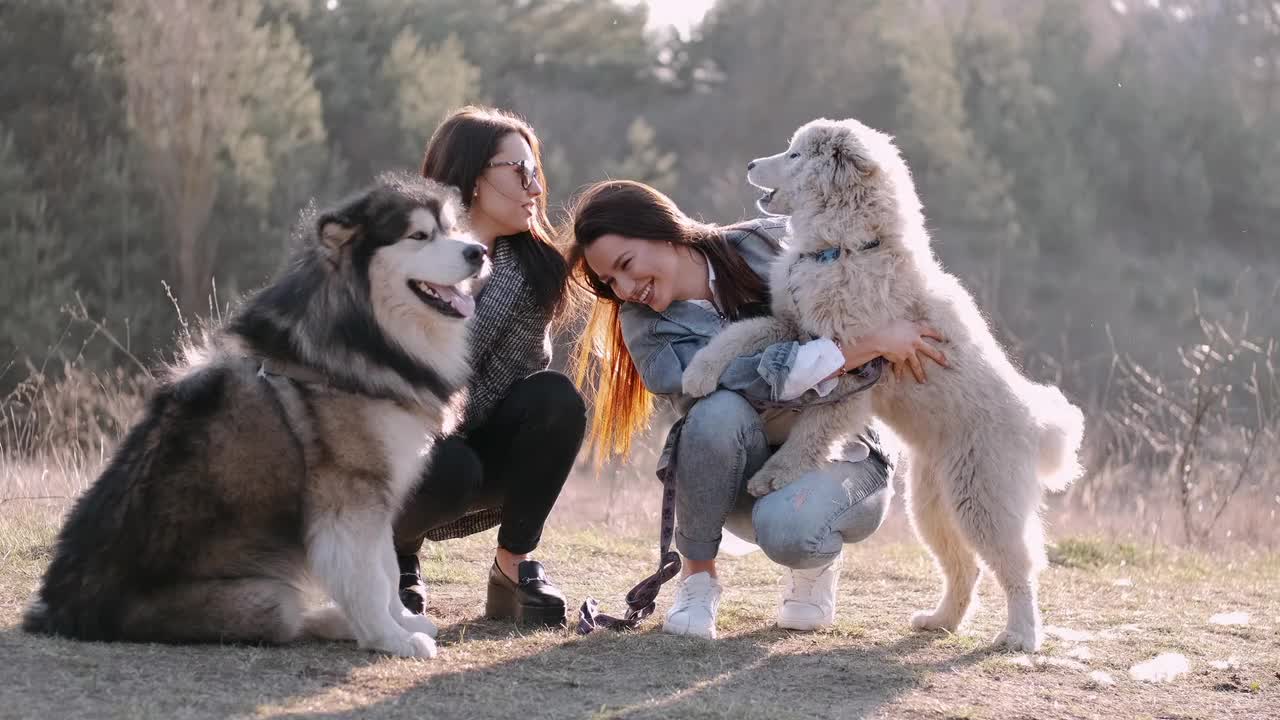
[435,183,466,231]
[315,185,376,261]
[830,134,877,189]
[319,218,356,250]
[315,211,358,268]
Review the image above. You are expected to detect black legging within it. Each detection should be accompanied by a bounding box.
[393,370,586,556]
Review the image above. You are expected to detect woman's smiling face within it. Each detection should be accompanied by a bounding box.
[582,232,682,312]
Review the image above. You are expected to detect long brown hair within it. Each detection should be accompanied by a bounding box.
[422,105,569,317]
[566,180,775,461]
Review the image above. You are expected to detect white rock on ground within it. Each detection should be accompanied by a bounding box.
[1044,625,1095,642]
[1066,645,1094,662]
[1129,653,1190,683]
[1041,657,1089,672]
[1208,611,1250,626]
[1099,623,1141,640]
[1004,655,1088,672]
[1088,670,1117,688]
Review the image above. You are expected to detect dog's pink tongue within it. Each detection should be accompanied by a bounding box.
[433,284,475,318]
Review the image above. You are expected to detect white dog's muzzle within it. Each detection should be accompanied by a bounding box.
[747,154,789,214]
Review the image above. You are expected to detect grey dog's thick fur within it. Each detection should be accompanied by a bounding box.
[682,118,1084,651]
[23,173,486,658]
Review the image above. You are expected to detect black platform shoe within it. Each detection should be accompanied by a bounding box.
[485,560,567,627]
[398,554,428,615]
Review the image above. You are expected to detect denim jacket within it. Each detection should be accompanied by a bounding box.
[619,217,885,471]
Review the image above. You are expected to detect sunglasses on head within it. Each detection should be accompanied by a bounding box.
[485,159,539,190]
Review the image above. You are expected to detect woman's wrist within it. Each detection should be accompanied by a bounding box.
[832,334,881,373]
[831,337,849,374]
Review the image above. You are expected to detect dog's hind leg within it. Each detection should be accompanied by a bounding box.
[946,457,1045,652]
[303,604,355,641]
[121,578,305,645]
[308,511,437,658]
[906,461,980,635]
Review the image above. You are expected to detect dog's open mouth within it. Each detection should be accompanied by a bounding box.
[756,187,778,212]
[408,280,475,319]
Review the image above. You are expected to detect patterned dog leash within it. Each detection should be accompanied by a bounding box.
[577,419,685,634]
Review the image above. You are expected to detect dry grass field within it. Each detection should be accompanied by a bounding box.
[2,477,1277,720]
[2,335,1277,719]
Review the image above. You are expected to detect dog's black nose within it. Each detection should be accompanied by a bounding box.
[464,245,486,265]
[747,160,756,171]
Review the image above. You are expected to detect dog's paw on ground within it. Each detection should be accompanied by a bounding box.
[992,627,1042,653]
[366,631,438,659]
[909,609,961,633]
[396,610,439,638]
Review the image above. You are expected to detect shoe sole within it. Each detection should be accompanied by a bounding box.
[661,622,716,639]
[485,583,567,628]
[776,618,833,631]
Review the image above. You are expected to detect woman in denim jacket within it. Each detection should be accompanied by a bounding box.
[567,181,946,638]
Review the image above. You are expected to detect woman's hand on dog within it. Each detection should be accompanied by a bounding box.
[851,319,948,384]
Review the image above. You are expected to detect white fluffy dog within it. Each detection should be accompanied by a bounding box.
[681,118,1085,652]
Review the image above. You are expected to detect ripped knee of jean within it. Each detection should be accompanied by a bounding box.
[752,484,893,569]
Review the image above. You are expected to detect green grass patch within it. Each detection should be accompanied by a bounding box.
[1047,536,1146,569]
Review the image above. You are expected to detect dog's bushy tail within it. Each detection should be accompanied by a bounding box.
[1028,383,1085,493]
[21,600,50,634]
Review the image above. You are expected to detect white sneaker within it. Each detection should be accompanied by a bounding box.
[663,571,722,639]
[777,553,842,631]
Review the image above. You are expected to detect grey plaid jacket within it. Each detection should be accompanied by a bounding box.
[424,236,553,541]
[458,236,553,432]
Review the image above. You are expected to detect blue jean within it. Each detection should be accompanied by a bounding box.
[673,390,894,569]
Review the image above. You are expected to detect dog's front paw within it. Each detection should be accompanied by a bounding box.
[367,631,438,659]
[681,357,723,398]
[910,610,961,633]
[405,632,439,658]
[991,628,1041,653]
[747,457,805,497]
[397,609,439,638]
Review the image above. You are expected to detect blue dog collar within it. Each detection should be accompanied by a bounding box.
[802,238,880,263]
[812,247,841,263]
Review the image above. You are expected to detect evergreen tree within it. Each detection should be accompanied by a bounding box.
[601,117,679,196]
[380,30,482,164]
[0,131,74,365]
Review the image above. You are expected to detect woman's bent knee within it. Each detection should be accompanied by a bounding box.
[752,464,892,569]
[839,485,892,544]
[753,525,829,569]
[511,371,586,433]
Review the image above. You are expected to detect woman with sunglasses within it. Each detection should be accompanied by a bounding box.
[392,106,585,628]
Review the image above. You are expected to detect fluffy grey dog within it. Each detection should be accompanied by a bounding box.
[25,174,486,658]
[682,118,1084,651]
